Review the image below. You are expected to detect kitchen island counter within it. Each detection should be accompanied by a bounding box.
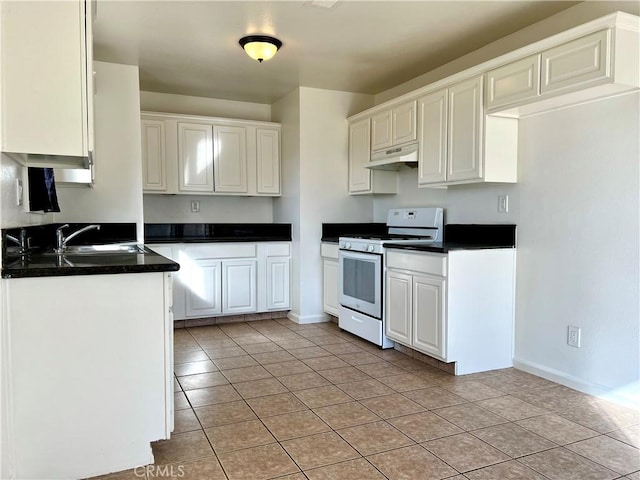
[1,247,179,279]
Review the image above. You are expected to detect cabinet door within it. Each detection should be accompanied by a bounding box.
[412,274,446,359]
[256,128,280,195]
[1,0,90,158]
[541,29,610,95]
[267,257,290,310]
[371,110,393,150]
[223,260,257,314]
[141,119,167,191]
[447,76,484,182]
[323,258,339,316]
[184,260,222,318]
[214,125,248,193]
[178,122,214,192]
[417,90,448,185]
[385,270,412,345]
[486,55,540,110]
[348,118,372,194]
[392,101,417,145]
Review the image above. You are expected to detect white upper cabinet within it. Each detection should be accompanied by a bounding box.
[256,128,281,195]
[392,101,418,146]
[1,0,94,167]
[541,29,611,95]
[178,122,214,192]
[214,125,248,194]
[348,118,397,195]
[371,101,417,151]
[370,110,393,151]
[447,76,484,183]
[141,119,167,192]
[142,113,280,196]
[486,55,541,110]
[348,118,372,193]
[417,90,448,185]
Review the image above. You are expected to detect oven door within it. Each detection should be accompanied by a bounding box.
[338,249,382,319]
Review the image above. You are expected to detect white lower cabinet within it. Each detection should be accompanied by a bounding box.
[1,272,173,479]
[149,242,290,320]
[185,260,222,317]
[223,260,257,314]
[267,257,290,310]
[386,270,445,358]
[385,248,515,375]
[321,243,339,316]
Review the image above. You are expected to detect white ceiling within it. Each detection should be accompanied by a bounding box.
[93,0,581,104]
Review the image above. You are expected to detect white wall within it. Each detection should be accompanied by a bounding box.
[375,1,640,104]
[298,87,375,321]
[140,91,271,121]
[272,89,302,316]
[0,154,56,229]
[513,93,639,406]
[140,91,275,224]
[56,62,144,239]
[373,169,518,224]
[143,194,273,223]
[272,87,375,323]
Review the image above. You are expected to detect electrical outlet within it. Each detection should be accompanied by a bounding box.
[498,195,509,213]
[190,200,200,213]
[16,178,23,206]
[568,326,581,348]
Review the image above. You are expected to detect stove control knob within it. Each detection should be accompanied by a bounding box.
[367,245,375,252]
[345,242,352,249]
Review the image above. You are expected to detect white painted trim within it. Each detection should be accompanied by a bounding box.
[286,312,331,324]
[141,111,280,129]
[514,357,640,410]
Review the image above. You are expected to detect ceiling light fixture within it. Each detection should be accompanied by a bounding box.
[239,35,282,63]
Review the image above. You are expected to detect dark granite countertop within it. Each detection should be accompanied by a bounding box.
[145,223,292,243]
[386,224,516,253]
[321,222,386,243]
[2,246,180,279]
[384,242,515,253]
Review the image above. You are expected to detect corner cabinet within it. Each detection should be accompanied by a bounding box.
[348,118,397,195]
[385,248,515,375]
[141,112,281,196]
[0,0,95,167]
[417,75,518,187]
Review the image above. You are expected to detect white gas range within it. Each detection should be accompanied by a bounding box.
[338,207,444,348]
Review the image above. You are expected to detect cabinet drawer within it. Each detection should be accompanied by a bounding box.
[183,243,257,259]
[265,243,290,257]
[386,250,447,277]
[321,243,339,260]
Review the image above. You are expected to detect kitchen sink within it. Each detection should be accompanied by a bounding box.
[43,244,146,255]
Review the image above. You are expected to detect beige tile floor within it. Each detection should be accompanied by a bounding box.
[95,318,640,480]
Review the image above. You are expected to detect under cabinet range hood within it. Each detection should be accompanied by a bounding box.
[366,142,418,170]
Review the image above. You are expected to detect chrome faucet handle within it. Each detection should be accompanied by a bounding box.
[55,224,70,252]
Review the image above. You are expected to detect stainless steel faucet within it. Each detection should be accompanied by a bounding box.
[6,228,30,254]
[55,224,101,253]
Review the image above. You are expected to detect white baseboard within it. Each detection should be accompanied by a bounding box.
[514,357,640,410]
[286,312,331,324]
